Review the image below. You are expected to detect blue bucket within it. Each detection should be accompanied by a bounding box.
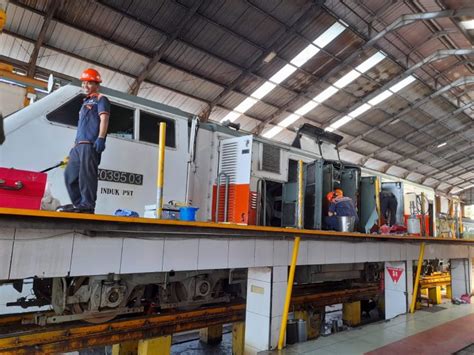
[179,206,199,221]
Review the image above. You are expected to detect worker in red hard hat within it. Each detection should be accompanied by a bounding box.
[57,68,110,213]
[325,188,359,230]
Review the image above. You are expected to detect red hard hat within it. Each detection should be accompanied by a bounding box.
[326,191,335,202]
[80,68,102,83]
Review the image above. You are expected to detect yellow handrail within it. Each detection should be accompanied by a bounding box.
[156,122,166,219]
[278,160,303,350]
[409,242,425,313]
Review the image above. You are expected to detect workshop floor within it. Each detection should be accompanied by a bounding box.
[265,302,474,355]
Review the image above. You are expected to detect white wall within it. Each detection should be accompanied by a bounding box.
[0,82,24,116]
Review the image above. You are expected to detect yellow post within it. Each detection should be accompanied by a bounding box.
[375,177,382,226]
[199,324,223,344]
[232,322,245,355]
[410,242,425,313]
[428,286,442,305]
[137,335,171,355]
[156,122,166,219]
[277,160,303,350]
[112,340,138,355]
[343,301,361,326]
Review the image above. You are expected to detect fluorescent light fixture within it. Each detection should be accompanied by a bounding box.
[325,127,335,132]
[330,115,353,130]
[234,97,258,113]
[279,113,301,128]
[333,69,361,89]
[262,125,284,138]
[313,22,346,48]
[269,63,297,84]
[389,75,416,93]
[251,81,276,99]
[263,51,277,63]
[220,111,242,123]
[437,142,447,148]
[461,20,474,30]
[356,52,386,73]
[295,100,319,116]
[291,44,320,67]
[313,86,338,103]
[348,103,372,118]
[368,90,393,106]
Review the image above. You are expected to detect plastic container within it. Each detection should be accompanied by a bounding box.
[286,319,298,345]
[0,168,47,210]
[336,216,355,232]
[297,319,308,342]
[179,206,199,221]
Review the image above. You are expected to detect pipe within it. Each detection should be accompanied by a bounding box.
[278,160,304,350]
[156,122,166,219]
[409,242,425,313]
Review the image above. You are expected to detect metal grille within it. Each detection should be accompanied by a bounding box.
[261,143,280,174]
[219,141,238,184]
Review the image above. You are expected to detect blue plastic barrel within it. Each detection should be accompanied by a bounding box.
[179,206,199,221]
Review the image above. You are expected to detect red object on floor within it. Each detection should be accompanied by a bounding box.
[0,168,47,210]
[366,313,474,355]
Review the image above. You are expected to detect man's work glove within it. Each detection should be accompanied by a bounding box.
[93,137,106,153]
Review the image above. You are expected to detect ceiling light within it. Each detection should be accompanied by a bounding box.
[279,113,301,128]
[368,90,393,106]
[234,97,258,113]
[333,69,361,89]
[295,100,319,116]
[291,44,320,67]
[437,142,447,148]
[263,51,277,63]
[330,115,353,130]
[313,86,339,103]
[262,125,284,138]
[269,64,297,84]
[348,103,372,118]
[389,75,416,93]
[220,111,242,123]
[251,81,277,99]
[313,22,346,48]
[355,52,386,73]
[461,20,474,30]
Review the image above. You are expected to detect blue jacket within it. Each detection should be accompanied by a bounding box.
[76,93,110,143]
[329,196,359,222]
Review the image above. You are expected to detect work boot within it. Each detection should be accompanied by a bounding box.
[56,204,75,212]
[72,205,95,214]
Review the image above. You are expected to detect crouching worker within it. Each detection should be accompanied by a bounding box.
[57,68,110,214]
[325,189,359,231]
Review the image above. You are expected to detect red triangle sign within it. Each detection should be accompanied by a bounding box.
[387,267,404,283]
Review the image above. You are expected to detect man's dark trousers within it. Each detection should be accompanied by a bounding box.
[64,144,100,210]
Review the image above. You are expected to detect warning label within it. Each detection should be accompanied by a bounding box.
[386,267,404,284]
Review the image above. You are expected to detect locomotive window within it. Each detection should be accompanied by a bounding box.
[139,110,176,148]
[108,103,134,140]
[46,94,84,126]
[46,95,134,139]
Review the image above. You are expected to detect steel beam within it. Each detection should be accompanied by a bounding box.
[128,0,203,95]
[26,0,61,78]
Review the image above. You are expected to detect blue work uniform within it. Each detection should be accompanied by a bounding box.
[325,196,359,230]
[64,93,110,212]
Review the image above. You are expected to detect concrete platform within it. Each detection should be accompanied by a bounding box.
[268,302,474,355]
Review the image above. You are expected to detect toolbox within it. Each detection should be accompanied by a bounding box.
[0,168,47,210]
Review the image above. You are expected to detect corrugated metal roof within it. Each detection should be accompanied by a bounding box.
[2,0,474,192]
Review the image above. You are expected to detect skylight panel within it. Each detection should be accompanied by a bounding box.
[333,70,361,89]
[368,90,393,106]
[262,125,284,139]
[295,100,319,116]
[313,22,346,48]
[290,44,320,67]
[279,113,301,128]
[389,75,416,93]
[251,81,277,99]
[269,64,298,84]
[348,103,371,118]
[313,86,338,103]
[355,52,386,73]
